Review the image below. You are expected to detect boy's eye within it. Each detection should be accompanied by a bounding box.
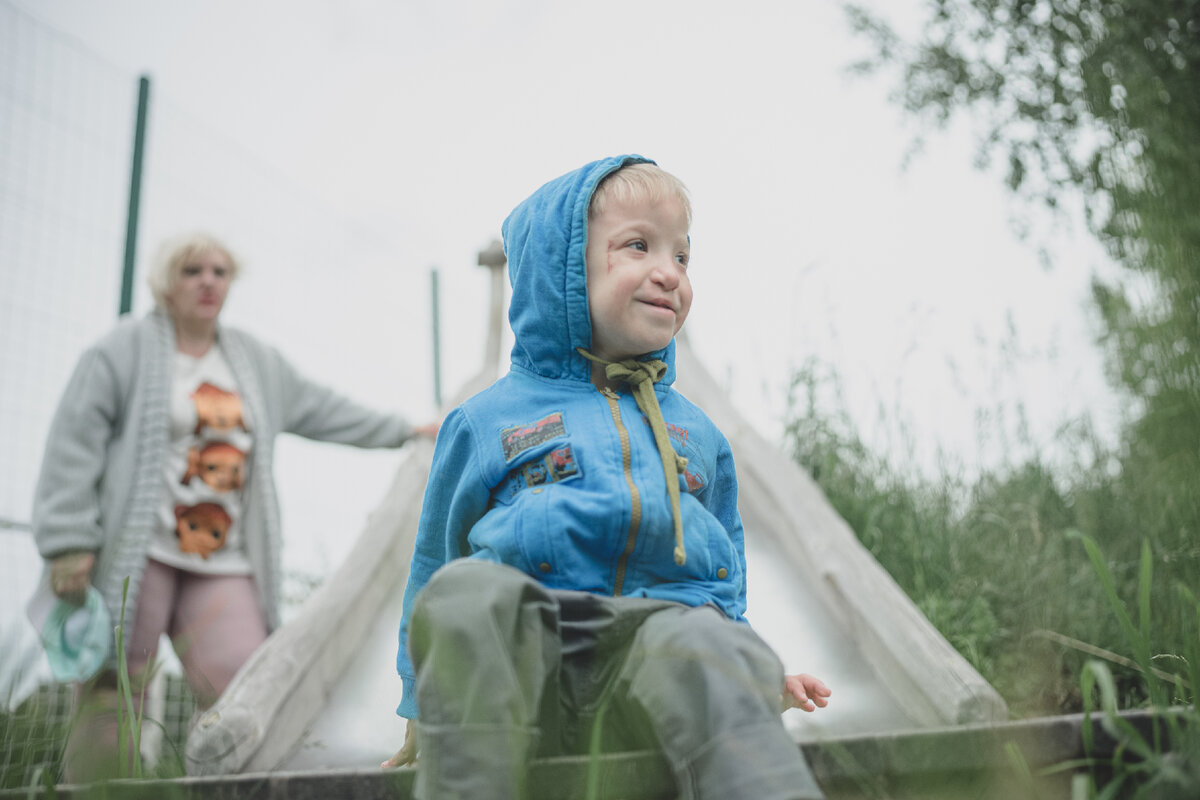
[676,252,690,268]
[213,267,228,278]
[627,240,647,252]
[183,265,201,276]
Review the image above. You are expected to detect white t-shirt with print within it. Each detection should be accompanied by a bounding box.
[149,344,254,574]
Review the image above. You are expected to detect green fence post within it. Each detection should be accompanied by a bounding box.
[119,74,151,317]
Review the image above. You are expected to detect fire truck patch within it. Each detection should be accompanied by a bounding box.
[501,412,567,461]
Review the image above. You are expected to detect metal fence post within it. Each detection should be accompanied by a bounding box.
[119,74,151,316]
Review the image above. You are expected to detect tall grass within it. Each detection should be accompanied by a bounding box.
[0,685,70,790]
[1068,533,1198,798]
[782,361,1199,719]
[0,578,190,788]
[114,577,149,780]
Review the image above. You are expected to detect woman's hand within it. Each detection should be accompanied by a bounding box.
[381,718,419,768]
[413,421,440,440]
[50,551,95,605]
[782,673,831,713]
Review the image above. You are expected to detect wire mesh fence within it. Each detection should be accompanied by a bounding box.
[1,674,198,788]
[2,0,439,784]
[0,1,134,536]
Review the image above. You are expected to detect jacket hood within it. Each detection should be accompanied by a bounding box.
[501,155,677,386]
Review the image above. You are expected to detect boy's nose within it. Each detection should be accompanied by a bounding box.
[650,258,679,288]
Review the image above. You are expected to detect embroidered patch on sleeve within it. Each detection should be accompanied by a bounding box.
[501,412,567,461]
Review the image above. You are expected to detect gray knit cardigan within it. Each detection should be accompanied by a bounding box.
[32,310,414,632]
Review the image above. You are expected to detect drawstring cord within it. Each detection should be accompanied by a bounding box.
[578,348,688,566]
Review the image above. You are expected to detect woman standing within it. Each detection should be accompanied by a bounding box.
[32,231,436,779]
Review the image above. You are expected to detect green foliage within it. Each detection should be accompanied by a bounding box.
[115,577,149,780]
[845,1,1200,596]
[845,0,1200,242]
[785,360,1200,792]
[783,361,1198,718]
[1072,532,1199,798]
[0,686,71,789]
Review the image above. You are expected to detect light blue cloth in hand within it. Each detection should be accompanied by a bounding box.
[28,582,112,683]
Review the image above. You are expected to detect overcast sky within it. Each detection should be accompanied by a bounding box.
[5,0,1125,585]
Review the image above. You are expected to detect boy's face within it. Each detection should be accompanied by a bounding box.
[585,193,692,362]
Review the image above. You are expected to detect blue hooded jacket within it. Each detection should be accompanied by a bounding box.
[395,155,747,719]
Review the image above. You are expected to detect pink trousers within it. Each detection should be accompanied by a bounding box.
[127,557,269,708]
[64,559,268,781]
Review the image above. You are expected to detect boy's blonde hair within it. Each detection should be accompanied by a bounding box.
[147,231,242,310]
[589,162,693,227]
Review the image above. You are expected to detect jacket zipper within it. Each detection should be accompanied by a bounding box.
[602,387,641,596]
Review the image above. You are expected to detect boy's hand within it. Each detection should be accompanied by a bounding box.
[782,673,831,713]
[381,718,419,768]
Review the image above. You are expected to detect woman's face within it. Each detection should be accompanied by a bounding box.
[166,248,233,326]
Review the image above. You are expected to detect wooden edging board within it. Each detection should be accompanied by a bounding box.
[10,709,1188,800]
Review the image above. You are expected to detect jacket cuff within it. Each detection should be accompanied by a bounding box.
[36,528,102,561]
[396,675,419,720]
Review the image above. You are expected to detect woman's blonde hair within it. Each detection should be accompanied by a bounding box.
[146,231,242,310]
[589,162,693,227]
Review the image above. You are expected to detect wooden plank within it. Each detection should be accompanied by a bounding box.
[14,710,1187,800]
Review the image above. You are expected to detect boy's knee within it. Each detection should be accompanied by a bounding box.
[637,607,783,690]
[641,606,749,651]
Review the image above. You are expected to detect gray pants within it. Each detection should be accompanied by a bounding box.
[409,560,823,800]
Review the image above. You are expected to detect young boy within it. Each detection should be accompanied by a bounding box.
[386,155,830,799]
